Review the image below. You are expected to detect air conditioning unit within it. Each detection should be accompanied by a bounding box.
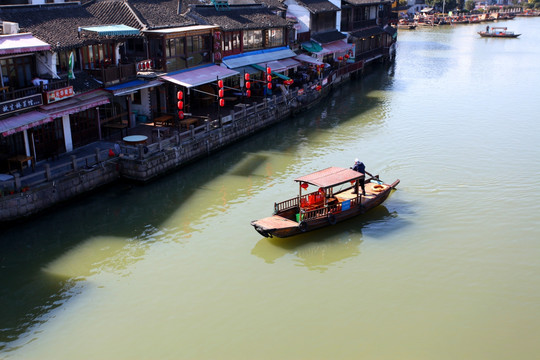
[2,22,20,35]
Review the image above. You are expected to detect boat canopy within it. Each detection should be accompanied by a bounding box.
[294,167,364,188]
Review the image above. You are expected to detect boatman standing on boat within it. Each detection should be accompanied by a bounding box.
[352,159,369,195]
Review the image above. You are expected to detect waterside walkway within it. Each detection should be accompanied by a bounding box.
[0,61,371,223]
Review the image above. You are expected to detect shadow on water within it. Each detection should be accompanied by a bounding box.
[251,202,409,272]
[0,65,396,348]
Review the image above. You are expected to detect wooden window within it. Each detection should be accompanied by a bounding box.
[266,28,284,47]
[0,55,34,89]
[223,31,241,56]
[243,30,263,50]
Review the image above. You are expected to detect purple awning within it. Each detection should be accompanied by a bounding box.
[40,90,110,118]
[0,33,50,55]
[0,111,52,136]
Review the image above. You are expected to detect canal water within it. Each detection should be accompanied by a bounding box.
[1,18,539,359]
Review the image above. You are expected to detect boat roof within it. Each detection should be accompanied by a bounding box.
[294,167,364,188]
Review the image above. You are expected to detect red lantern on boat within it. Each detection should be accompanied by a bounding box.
[267,82,272,90]
[244,73,250,81]
[218,79,224,88]
[301,182,309,190]
[245,81,251,89]
[219,98,225,107]
[266,67,271,75]
[337,56,343,61]
[177,100,183,110]
[218,89,225,98]
[267,75,272,83]
[246,89,251,97]
[178,111,184,119]
[177,91,183,100]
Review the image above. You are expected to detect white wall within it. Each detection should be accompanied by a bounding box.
[328,0,342,31]
[285,1,311,33]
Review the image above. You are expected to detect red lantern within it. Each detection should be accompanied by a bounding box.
[219,98,225,107]
[266,67,271,74]
[218,89,225,98]
[218,79,224,88]
[267,74,272,82]
[245,81,251,89]
[177,100,183,110]
[246,90,251,97]
[337,56,343,61]
[316,85,322,91]
[267,82,272,90]
[344,54,349,59]
[178,111,184,119]
[244,73,250,81]
[177,91,183,100]
[301,182,309,190]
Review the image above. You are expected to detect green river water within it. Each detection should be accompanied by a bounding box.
[1,17,539,360]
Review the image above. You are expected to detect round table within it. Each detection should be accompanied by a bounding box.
[123,135,148,145]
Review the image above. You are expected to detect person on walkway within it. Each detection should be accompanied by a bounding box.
[352,158,371,195]
[486,25,490,33]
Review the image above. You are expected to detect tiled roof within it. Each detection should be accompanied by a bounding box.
[186,5,291,31]
[128,0,195,29]
[311,29,346,44]
[0,3,107,51]
[295,0,339,13]
[343,0,392,5]
[256,0,287,10]
[86,0,143,30]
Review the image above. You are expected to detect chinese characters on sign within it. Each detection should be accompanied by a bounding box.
[45,86,74,104]
[0,94,43,116]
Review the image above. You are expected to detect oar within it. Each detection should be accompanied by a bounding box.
[366,172,383,184]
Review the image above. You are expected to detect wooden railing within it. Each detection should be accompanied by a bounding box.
[1,148,113,195]
[86,63,137,85]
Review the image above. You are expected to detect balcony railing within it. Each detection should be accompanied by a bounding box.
[86,63,137,85]
[0,78,68,103]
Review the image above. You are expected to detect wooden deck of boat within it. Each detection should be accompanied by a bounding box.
[255,215,298,230]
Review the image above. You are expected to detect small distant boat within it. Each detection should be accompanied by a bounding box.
[397,19,417,30]
[478,27,521,38]
[250,167,399,238]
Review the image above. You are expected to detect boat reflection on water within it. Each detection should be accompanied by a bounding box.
[251,205,399,272]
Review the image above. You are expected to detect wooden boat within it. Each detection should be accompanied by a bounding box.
[397,19,417,30]
[251,167,400,238]
[478,27,520,38]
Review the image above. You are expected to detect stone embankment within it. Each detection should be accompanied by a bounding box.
[0,67,361,223]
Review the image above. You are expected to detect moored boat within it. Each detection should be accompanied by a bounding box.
[251,167,399,238]
[478,26,521,38]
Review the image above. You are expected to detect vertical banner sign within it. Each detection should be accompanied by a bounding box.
[68,52,75,80]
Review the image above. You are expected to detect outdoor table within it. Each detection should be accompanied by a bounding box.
[179,118,199,130]
[153,115,173,127]
[123,135,148,145]
[8,154,35,173]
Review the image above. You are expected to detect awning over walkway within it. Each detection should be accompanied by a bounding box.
[256,58,300,73]
[0,111,52,136]
[232,65,261,76]
[161,65,239,88]
[0,33,50,55]
[40,90,110,118]
[105,79,162,96]
[81,25,140,36]
[222,47,297,69]
[315,40,353,56]
[294,54,325,66]
[301,40,323,53]
[251,64,291,80]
